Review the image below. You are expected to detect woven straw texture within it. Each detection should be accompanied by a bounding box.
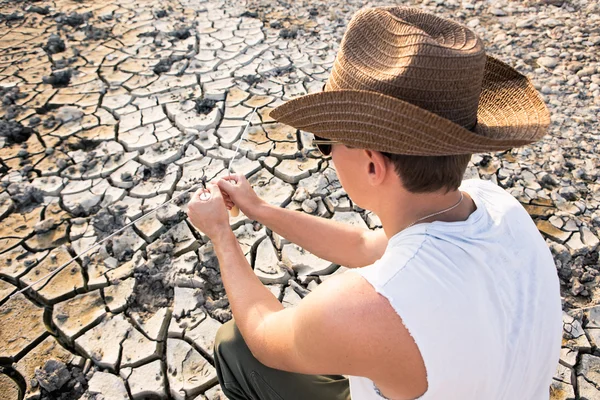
[270,6,550,156]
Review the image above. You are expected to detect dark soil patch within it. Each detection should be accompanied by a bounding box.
[0,12,24,23]
[92,206,127,241]
[43,34,66,55]
[241,74,262,87]
[129,239,178,316]
[83,25,110,41]
[53,57,78,70]
[42,69,72,88]
[2,105,23,121]
[173,191,191,206]
[140,164,167,181]
[197,247,232,322]
[55,12,91,28]
[28,116,41,126]
[65,137,100,152]
[279,25,299,39]
[195,98,217,115]
[169,27,191,40]
[129,261,174,317]
[43,116,59,129]
[153,57,174,75]
[1,86,27,106]
[0,119,33,145]
[37,361,87,400]
[28,6,50,15]
[155,9,168,18]
[6,182,44,212]
[153,54,186,75]
[271,64,295,77]
[241,10,259,18]
[138,31,159,38]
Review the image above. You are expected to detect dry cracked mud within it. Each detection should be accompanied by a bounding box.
[0,0,599,398]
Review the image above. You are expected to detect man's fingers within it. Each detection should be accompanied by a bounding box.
[208,183,224,200]
[222,174,240,183]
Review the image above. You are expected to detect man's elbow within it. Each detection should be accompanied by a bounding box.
[247,336,300,371]
[247,341,283,370]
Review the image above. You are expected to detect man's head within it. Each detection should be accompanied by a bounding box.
[271,6,549,196]
[322,138,470,210]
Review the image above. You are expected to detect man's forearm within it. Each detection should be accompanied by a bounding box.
[253,202,377,268]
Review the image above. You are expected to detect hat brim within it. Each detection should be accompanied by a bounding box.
[269,56,550,156]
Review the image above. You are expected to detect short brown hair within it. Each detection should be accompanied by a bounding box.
[382,153,471,193]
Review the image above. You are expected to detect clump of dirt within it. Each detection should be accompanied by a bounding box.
[83,25,110,41]
[0,12,24,23]
[0,119,33,145]
[271,64,295,77]
[1,86,22,105]
[241,10,259,18]
[28,6,50,15]
[197,245,232,322]
[42,69,72,88]
[138,31,159,38]
[35,359,70,392]
[155,9,168,18]
[173,191,191,206]
[153,54,185,75]
[169,27,191,40]
[35,360,87,400]
[53,57,78,70]
[55,12,91,28]
[129,240,177,317]
[153,57,174,75]
[241,74,262,87]
[91,206,127,241]
[43,34,65,54]
[279,25,299,39]
[195,98,217,115]
[65,137,100,151]
[139,164,167,182]
[42,116,59,129]
[6,182,44,212]
[2,105,23,121]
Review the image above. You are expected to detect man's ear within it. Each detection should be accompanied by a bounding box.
[364,150,388,185]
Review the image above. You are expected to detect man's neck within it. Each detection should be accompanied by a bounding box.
[377,189,477,239]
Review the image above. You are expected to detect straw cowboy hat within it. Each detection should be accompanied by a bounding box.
[269,6,550,156]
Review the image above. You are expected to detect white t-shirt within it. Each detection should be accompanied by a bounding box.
[350,179,562,400]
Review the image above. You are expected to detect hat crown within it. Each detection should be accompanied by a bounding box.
[325,7,487,129]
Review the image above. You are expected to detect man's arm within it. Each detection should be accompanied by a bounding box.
[212,229,427,400]
[186,183,426,400]
[219,175,388,268]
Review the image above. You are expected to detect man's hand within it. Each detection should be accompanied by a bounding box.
[187,183,231,241]
[217,174,266,220]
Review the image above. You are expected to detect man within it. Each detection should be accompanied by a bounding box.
[187,6,562,400]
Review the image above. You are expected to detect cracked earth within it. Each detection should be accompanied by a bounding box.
[0,0,599,399]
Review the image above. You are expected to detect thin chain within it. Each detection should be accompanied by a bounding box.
[228,107,256,174]
[13,109,261,299]
[405,192,464,230]
[10,182,202,299]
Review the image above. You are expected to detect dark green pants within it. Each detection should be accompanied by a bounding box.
[214,320,350,400]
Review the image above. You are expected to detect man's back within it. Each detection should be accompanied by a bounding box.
[351,179,563,399]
